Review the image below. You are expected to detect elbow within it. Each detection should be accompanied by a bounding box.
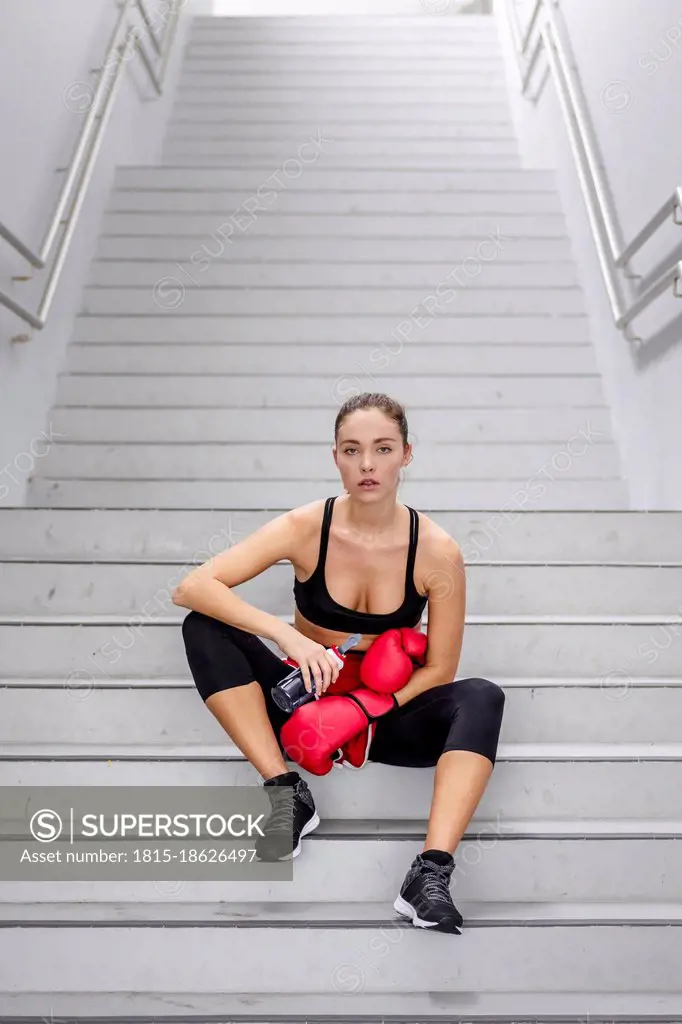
[172,573,225,608]
[171,573,198,607]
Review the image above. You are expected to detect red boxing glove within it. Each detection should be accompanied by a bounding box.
[280,688,397,776]
[333,727,374,771]
[359,627,428,694]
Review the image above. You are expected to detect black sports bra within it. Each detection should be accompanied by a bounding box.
[293,495,428,634]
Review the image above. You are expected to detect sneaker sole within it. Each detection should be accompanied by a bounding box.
[393,894,440,928]
[291,809,321,859]
[393,894,461,933]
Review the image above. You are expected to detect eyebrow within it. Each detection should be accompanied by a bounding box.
[340,437,398,444]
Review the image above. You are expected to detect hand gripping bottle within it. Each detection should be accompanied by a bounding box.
[271,633,362,714]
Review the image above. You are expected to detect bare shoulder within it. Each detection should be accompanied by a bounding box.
[286,498,327,540]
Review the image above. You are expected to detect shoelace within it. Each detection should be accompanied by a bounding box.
[264,788,301,833]
[420,864,455,905]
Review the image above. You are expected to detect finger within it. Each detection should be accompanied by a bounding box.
[310,663,323,697]
[330,652,341,682]
[300,661,313,693]
[324,650,340,684]
[318,656,333,689]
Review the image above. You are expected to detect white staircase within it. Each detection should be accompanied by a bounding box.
[1,12,682,1021]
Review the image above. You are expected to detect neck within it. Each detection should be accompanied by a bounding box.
[340,491,401,537]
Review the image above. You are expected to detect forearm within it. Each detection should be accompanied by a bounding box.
[394,664,455,707]
[172,577,291,646]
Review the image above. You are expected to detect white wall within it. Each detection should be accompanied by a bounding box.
[495,0,682,509]
[0,0,201,505]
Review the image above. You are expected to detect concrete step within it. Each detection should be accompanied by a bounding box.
[168,118,509,145]
[159,149,521,167]
[3,827,682,903]
[3,509,678,561]
[72,315,589,344]
[173,73,508,91]
[101,212,556,242]
[162,125,518,148]
[25,478,629,509]
[106,191,560,215]
[112,166,540,193]
[81,285,584,316]
[1,990,681,1022]
[169,99,513,128]
[186,19,500,40]
[2,756,680,820]
[113,166,547,191]
[169,111,512,138]
[88,262,577,289]
[53,374,600,407]
[4,901,682,927]
[177,53,504,70]
[172,54,507,70]
[64,341,594,374]
[1,904,681,996]
[33,440,620,482]
[46,405,613,443]
[1,562,677,617]
[176,42,503,59]
[2,684,682,745]
[0,621,676,679]
[110,190,557,216]
[187,13,499,28]
[95,235,572,260]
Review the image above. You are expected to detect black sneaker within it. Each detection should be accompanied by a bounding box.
[255,773,320,861]
[393,852,463,933]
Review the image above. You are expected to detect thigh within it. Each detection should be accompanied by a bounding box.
[182,611,293,709]
[368,682,459,768]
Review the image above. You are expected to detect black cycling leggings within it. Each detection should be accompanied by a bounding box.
[182,611,505,767]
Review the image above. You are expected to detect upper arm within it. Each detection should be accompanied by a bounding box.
[172,505,313,595]
[422,533,466,681]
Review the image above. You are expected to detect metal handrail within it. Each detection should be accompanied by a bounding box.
[504,0,682,342]
[0,0,184,336]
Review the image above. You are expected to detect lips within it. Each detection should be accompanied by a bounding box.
[359,481,379,488]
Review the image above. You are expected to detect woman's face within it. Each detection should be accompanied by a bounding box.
[333,409,411,496]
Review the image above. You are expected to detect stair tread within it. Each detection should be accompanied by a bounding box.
[2,675,681,687]
[4,900,682,925]
[2,989,682,1020]
[2,817,681,837]
[2,742,680,760]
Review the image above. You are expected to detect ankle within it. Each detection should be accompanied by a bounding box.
[421,848,454,866]
[263,770,300,787]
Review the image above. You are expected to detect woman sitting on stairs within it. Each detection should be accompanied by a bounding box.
[173,391,505,935]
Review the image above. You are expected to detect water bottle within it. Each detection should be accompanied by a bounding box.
[271,633,362,714]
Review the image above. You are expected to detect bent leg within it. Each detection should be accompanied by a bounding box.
[368,676,505,768]
[182,611,293,780]
[369,677,506,853]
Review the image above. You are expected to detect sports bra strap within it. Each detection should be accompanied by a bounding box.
[317,496,419,590]
[404,505,419,591]
[313,495,336,575]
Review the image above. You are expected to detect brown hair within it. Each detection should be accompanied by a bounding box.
[334,392,409,447]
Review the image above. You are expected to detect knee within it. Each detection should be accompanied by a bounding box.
[181,609,235,653]
[181,610,209,651]
[464,675,501,716]
[469,677,506,712]
[446,676,506,717]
